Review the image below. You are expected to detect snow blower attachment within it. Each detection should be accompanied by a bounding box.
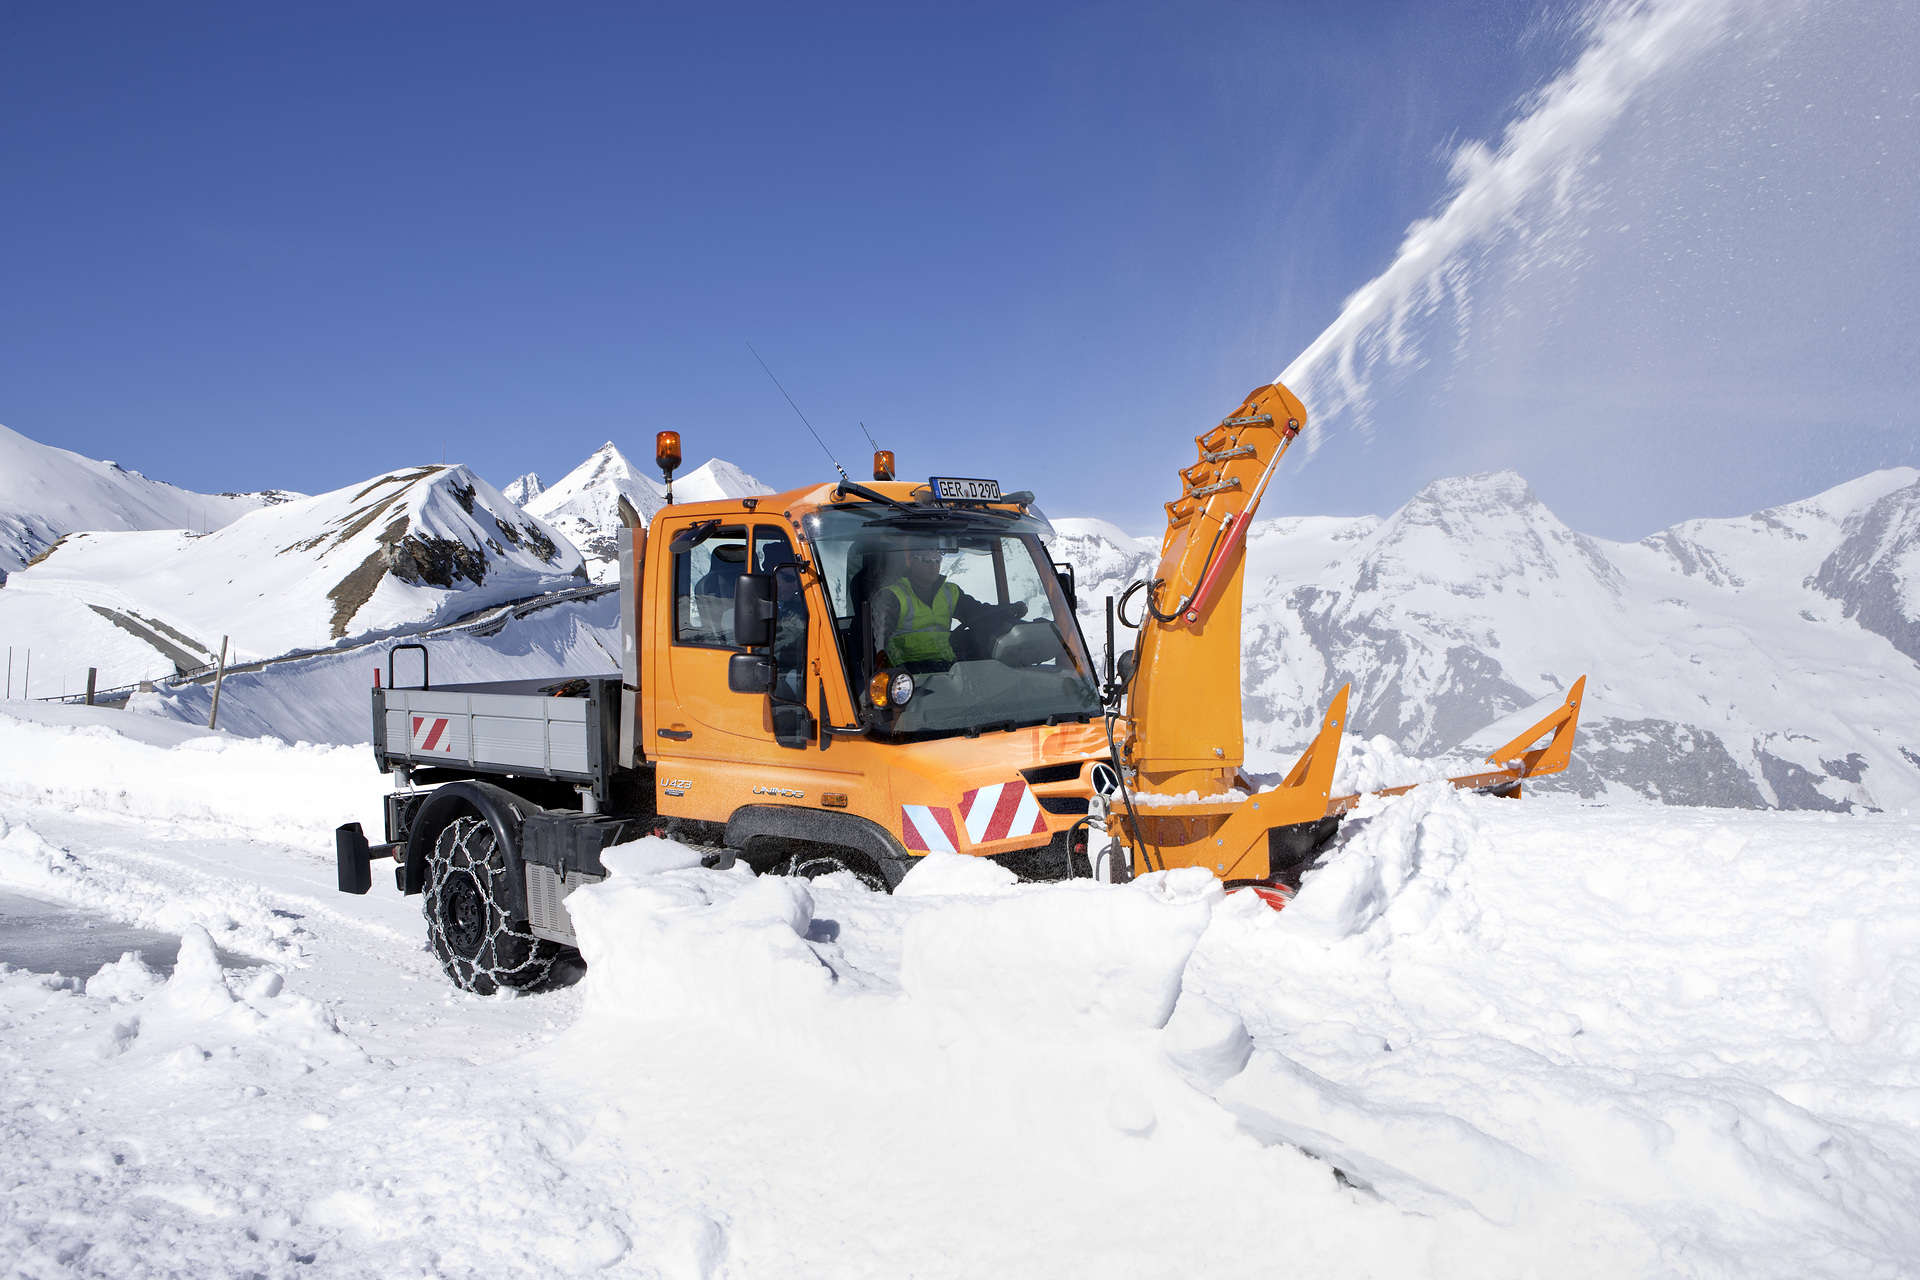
[345,376,1587,993]
[1097,381,1586,901]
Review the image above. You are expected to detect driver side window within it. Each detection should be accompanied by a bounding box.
[673,526,748,647]
[757,526,808,705]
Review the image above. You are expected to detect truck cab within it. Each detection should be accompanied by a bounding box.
[641,481,1110,872]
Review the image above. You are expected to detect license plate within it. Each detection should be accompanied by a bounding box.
[931,476,1002,502]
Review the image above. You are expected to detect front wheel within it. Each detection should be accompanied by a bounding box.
[761,842,894,893]
[423,815,567,994]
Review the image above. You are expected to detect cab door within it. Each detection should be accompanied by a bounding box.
[650,519,805,758]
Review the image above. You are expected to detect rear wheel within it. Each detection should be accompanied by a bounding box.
[423,815,566,994]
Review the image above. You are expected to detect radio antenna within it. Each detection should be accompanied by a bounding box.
[859,420,879,451]
[747,343,849,482]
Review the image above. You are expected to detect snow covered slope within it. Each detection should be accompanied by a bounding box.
[524,444,774,583]
[0,421,294,580]
[143,589,620,745]
[1053,469,1920,812]
[9,464,585,667]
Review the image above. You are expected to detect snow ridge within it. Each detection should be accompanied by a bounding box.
[10,464,585,664]
[1056,467,1920,812]
[0,421,290,580]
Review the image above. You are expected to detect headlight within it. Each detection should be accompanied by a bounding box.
[890,673,914,706]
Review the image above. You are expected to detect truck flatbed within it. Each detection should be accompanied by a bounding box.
[372,675,622,799]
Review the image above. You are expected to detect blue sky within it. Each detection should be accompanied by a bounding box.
[3,1,1912,539]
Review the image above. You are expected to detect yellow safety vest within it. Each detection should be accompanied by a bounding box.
[886,579,959,664]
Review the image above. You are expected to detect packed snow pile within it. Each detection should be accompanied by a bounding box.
[137,588,621,745]
[525,443,773,582]
[7,463,585,667]
[1058,468,1920,812]
[0,420,293,581]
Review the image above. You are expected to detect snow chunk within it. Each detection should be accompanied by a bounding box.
[718,877,814,936]
[1159,991,1253,1090]
[86,951,165,1003]
[1278,783,1479,946]
[601,836,707,878]
[893,850,1019,896]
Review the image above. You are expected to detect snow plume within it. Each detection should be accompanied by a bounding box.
[1280,0,1733,449]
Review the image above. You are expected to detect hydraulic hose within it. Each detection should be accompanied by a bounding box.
[1118,577,1181,627]
[1102,710,1161,875]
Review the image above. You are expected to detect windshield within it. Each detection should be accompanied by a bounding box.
[801,504,1102,738]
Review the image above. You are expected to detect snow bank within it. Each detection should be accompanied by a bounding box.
[0,702,388,845]
[5,700,1920,1274]
[570,852,1219,1054]
[563,849,1277,1196]
[1182,787,1920,1271]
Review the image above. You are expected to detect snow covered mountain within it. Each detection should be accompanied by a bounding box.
[8,464,585,676]
[1053,468,1920,812]
[0,421,295,582]
[524,443,774,583]
[502,472,545,506]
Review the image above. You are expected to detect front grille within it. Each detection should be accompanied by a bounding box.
[1020,762,1084,786]
[1037,795,1089,815]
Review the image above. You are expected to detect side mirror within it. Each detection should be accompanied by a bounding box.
[727,652,774,694]
[733,573,775,647]
[1053,562,1077,611]
[772,702,815,749]
[1116,650,1136,689]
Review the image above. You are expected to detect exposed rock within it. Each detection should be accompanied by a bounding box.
[1810,479,1920,664]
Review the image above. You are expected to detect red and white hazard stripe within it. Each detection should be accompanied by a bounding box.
[900,805,958,853]
[411,715,456,754]
[959,780,1047,844]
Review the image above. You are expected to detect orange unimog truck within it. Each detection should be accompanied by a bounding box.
[338,381,1585,992]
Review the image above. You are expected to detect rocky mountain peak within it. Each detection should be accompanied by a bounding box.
[521,444,772,583]
[503,472,545,506]
[1349,468,1619,601]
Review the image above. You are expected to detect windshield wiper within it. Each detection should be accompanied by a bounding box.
[832,480,913,512]
[862,508,1021,533]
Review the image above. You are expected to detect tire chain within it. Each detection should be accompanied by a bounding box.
[423,815,565,995]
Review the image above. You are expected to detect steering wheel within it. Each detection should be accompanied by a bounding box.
[949,604,1025,663]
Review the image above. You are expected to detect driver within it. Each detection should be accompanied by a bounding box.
[873,544,1025,669]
